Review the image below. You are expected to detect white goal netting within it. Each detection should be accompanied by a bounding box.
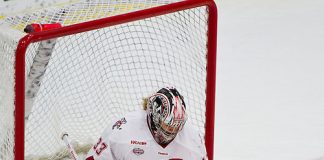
[0,0,212,159]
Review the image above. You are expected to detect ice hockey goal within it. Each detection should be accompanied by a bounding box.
[0,0,217,159]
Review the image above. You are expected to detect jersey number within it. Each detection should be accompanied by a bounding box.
[93,137,107,155]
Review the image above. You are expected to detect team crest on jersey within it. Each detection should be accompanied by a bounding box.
[132,148,144,155]
[112,117,127,130]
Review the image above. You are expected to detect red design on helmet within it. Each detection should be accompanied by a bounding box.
[146,87,187,145]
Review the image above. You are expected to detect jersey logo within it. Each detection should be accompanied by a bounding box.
[132,148,144,155]
[131,140,147,145]
[112,117,127,130]
[158,152,168,155]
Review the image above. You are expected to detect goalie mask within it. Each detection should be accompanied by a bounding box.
[146,87,187,145]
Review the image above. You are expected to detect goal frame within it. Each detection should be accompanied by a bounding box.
[13,0,217,159]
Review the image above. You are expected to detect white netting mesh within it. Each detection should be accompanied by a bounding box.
[0,25,24,160]
[0,0,210,159]
[2,0,182,31]
[0,37,15,160]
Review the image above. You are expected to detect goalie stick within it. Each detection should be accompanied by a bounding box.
[61,133,80,160]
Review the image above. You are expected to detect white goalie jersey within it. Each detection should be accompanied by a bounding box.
[86,110,207,160]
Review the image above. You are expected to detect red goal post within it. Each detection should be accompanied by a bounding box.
[1,0,217,159]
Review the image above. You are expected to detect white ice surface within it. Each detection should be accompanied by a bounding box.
[215,0,324,160]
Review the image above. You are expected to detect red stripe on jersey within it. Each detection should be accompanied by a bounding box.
[86,156,94,160]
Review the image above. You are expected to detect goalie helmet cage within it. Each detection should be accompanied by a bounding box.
[0,0,217,159]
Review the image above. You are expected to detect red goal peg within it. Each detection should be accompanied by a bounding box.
[24,23,62,33]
